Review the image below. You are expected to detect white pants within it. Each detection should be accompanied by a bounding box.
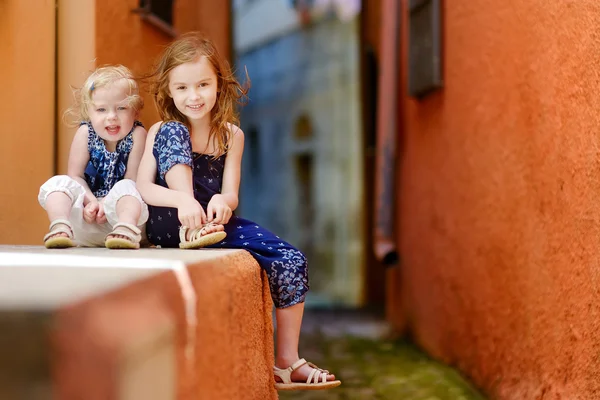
[38,175,149,247]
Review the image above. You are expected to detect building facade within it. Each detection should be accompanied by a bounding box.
[233,0,366,306]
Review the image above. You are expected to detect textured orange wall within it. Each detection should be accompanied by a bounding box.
[398,1,600,398]
[0,0,55,244]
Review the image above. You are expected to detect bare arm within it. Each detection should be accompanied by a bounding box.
[219,125,244,211]
[205,126,243,224]
[124,125,147,181]
[67,125,96,205]
[136,122,188,208]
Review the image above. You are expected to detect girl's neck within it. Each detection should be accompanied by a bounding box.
[188,115,211,138]
[104,140,117,153]
[188,115,214,153]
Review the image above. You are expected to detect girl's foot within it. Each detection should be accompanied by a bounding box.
[105,223,142,249]
[44,219,75,249]
[185,222,224,240]
[179,223,227,249]
[274,358,341,391]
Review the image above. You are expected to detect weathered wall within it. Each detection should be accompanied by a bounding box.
[56,0,96,176]
[0,0,55,244]
[398,1,600,398]
[236,17,365,306]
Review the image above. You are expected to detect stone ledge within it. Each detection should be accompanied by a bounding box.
[0,246,277,400]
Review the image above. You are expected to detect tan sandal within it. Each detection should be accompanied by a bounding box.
[179,223,226,249]
[105,222,141,249]
[273,358,341,391]
[43,219,75,249]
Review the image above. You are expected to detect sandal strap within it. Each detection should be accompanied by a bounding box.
[43,219,74,241]
[306,362,328,384]
[49,218,72,230]
[106,223,141,243]
[289,358,307,372]
[273,359,332,385]
[179,223,220,243]
[307,361,329,374]
[189,227,206,241]
[179,226,189,243]
[179,225,206,243]
[112,222,141,235]
[272,358,308,385]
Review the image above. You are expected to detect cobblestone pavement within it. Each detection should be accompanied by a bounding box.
[279,309,486,400]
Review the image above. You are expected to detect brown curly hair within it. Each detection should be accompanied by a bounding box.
[151,32,249,158]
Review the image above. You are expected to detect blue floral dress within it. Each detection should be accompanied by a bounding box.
[83,121,143,197]
[146,121,309,308]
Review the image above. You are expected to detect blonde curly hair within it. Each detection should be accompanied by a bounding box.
[64,65,143,126]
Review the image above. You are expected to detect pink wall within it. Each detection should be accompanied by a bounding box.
[396,1,600,398]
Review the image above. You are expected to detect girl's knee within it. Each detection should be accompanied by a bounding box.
[268,248,310,308]
[110,178,136,192]
[103,180,149,226]
[38,175,82,208]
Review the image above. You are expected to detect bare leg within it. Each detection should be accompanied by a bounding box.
[44,192,73,239]
[275,303,336,382]
[107,195,141,240]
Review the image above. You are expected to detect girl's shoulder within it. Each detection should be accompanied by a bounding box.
[74,122,92,145]
[72,123,91,146]
[225,123,244,153]
[149,120,189,137]
[227,123,244,138]
[131,121,147,137]
[148,121,164,135]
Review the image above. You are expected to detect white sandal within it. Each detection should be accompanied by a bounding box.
[273,358,341,391]
[179,223,226,249]
[105,223,142,249]
[43,219,75,249]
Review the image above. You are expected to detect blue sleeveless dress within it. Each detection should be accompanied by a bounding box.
[146,121,309,308]
[83,121,143,198]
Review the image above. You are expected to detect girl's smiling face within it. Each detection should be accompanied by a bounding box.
[168,56,218,123]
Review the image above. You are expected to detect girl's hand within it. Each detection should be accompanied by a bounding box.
[83,200,100,224]
[177,193,206,229]
[207,194,232,225]
[96,201,107,224]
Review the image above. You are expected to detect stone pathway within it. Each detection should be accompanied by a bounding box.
[279,309,486,400]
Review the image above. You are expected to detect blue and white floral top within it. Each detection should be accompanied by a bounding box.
[82,121,142,198]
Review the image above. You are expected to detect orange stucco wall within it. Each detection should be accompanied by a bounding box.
[397,1,600,398]
[0,1,55,244]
